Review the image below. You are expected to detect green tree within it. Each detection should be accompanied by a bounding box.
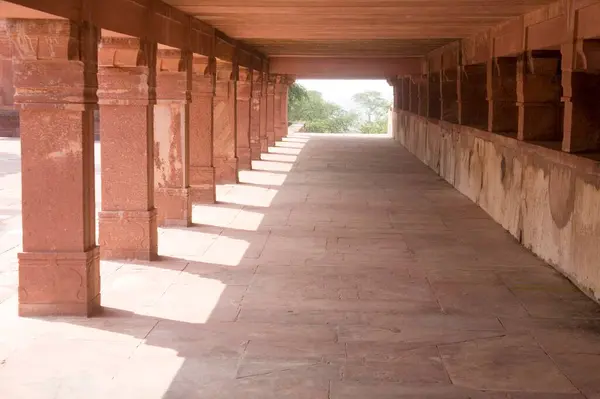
[352,91,390,123]
[289,88,358,133]
[288,82,309,105]
[359,119,388,134]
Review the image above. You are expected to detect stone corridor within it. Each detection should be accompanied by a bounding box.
[1,134,600,398]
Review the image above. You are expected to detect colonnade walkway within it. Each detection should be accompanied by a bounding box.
[1,134,600,398]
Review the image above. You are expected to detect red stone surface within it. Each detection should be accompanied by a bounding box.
[213,61,238,184]
[273,77,284,141]
[189,55,216,204]
[266,77,276,147]
[98,36,158,261]
[259,72,269,153]
[8,19,100,316]
[0,20,15,109]
[250,72,262,160]
[154,49,192,227]
[236,68,252,170]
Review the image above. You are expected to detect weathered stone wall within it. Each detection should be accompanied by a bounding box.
[394,109,600,301]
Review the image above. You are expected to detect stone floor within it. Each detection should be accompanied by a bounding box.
[1,134,600,398]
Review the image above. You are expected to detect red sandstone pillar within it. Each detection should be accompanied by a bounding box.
[9,19,100,316]
[97,37,158,260]
[189,55,216,203]
[282,78,290,137]
[273,76,284,141]
[516,52,562,142]
[213,60,238,183]
[487,57,518,133]
[259,72,269,152]
[236,67,252,170]
[266,76,276,146]
[250,71,262,160]
[154,49,192,226]
[561,40,600,153]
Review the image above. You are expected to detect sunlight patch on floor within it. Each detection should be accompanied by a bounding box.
[237,169,287,187]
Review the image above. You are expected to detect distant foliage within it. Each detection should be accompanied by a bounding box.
[288,86,358,133]
[287,84,390,134]
[359,119,389,134]
[353,91,391,134]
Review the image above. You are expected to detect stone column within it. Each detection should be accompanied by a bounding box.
[561,40,600,152]
[458,63,488,129]
[417,76,428,117]
[273,75,284,141]
[213,60,238,183]
[97,37,158,261]
[236,67,252,170]
[441,66,459,123]
[282,78,290,137]
[487,57,518,133]
[9,19,100,316]
[516,51,562,142]
[401,77,410,111]
[250,71,262,160]
[266,75,276,146]
[259,72,269,152]
[189,55,216,203]
[408,77,419,114]
[154,49,192,227]
[428,70,441,119]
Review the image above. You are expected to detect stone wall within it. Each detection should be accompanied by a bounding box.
[393,109,600,301]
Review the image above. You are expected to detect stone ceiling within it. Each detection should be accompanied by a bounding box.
[165,0,557,57]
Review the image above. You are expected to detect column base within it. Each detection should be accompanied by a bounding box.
[99,209,158,261]
[260,137,269,153]
[250,143,261,160]
[189,166,216,204]
[18,247,101,317]
[155,187,192,227]
[237,147,252,170]
[214,157,239,184]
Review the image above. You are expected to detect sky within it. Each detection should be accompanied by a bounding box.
[297,79,393,112]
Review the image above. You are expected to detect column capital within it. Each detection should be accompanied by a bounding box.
[216,59,235,82]
[8,19,99,109]
[237,68,252,100]
[251,72,263,99]
[98,37,157,105]
[191,55,214,97]
[156,49,191,102]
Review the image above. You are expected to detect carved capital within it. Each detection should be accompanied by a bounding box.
[98,37,155,68]
[8,20,99,108]
[216,60,234,81]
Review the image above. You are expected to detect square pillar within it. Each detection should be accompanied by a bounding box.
[9,19,100,316]
[401,77,410,111]
[417,76,428,117]
[561,39,600,153]
[213,60,238,184]
[516,51,563,142]
[428,70,441,119]
[459,63,488,129]
[259,71,269,152]
[266,75,276,146]
[154,49,192,227]
[487,57,518,133]
[250,71,262,160]
[97,37,158,261]
[273,75,284,141]
[236,67,252,170]
[189,55,216,203]
[282,78,290,137]
[408,77,419,114]
[441,67,459,123]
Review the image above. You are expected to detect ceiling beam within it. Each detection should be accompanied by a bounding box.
[269,56,424,79]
